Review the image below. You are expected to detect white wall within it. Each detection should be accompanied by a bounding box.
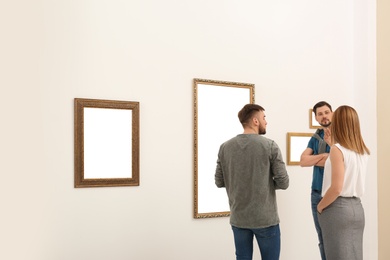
[0,0,377,259]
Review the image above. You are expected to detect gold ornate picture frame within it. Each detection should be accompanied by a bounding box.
[193,78,255,218]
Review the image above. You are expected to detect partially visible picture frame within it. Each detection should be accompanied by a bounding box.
[74,98,140,188]
[309,109,321,129]
[286,132,313,165]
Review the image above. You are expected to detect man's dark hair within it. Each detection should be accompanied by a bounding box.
[313,101,332,115]
[238,104,265,126]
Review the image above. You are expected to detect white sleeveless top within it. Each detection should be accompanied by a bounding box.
[322,143,369,198]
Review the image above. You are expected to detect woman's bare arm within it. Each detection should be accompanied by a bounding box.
[317,146,344,213]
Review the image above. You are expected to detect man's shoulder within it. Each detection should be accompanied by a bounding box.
[219,135,239,148]
[222,135,273,145]
[257,136,280,149]
[313,128,325,137]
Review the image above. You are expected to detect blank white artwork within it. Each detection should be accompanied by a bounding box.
[83,107,132,179]
[197,84,251,214]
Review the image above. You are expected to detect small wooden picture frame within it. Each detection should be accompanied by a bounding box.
[286,132,313,165]
[309,109,321,129]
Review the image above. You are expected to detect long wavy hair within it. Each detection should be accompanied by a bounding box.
[331,105,370,155]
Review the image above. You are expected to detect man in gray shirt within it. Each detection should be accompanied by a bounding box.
[215,104,289,260]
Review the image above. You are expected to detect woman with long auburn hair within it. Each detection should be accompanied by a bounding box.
[317,105,370,260]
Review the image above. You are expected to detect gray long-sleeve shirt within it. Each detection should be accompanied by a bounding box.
[215,134,289,229]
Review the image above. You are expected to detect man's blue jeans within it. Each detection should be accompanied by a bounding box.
[311,190,326,260]
[231,224,280,260]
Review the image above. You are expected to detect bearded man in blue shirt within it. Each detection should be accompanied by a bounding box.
[300,101,333,260]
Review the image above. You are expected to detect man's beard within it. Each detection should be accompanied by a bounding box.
[258,126,266,135]
[320,121,331,128]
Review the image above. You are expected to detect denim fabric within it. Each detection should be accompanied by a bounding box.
[231,224,280,260]
[311,190,326,260]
